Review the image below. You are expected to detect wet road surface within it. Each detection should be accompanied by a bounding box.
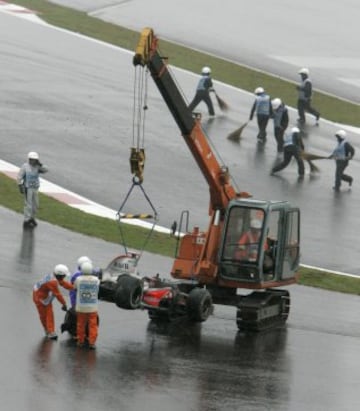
[1,11,360,273]
[1,7,360,411]
[1,206,360,411]
[51,0,360,103]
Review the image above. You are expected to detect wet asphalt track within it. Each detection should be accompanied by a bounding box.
[1,11,360,274]
[1,206,360,411]
[1,7,360,411]
[51,0,360,103]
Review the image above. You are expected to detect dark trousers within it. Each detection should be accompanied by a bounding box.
[297,99,320,123]
[274,126,285,152]
[335,159,352,189]
[272,145,304,176]
[257,114,270,140]
[188,90,215,115]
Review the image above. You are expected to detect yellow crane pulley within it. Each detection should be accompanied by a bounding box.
[130,147,145,183]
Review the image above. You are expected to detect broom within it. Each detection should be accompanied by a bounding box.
[301,151,328,172]
[307,160,320,173]
[214,92,229,111]
[301,152,328,161]
[227,122,248,141]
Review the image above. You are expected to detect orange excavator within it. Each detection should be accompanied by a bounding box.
[99,28,300,331]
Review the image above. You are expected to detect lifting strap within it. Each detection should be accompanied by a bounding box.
[117,176,158,259]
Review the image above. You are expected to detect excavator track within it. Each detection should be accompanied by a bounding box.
[236,289,290,332]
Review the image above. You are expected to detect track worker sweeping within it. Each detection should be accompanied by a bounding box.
[271,98,289,153]
[329,129,355,191]
[17,151,48,228]
[74,261,100,350]
[188,66,215,116]
[33,264,72,340]
[271,127,305,178]
[249,87,272,142]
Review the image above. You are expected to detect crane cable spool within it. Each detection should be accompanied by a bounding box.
[116,62,158,259]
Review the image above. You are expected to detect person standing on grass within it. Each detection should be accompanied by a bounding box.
[17,151,48,228]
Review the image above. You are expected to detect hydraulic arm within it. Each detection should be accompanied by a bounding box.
[133,28,245,213]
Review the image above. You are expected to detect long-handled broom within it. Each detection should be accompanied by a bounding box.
[214,92,229,112]
[301,152,329,161]
[227,121,248,141]
[301,151,328,172]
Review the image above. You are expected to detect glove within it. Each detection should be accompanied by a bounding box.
[61,305,68,312]
[18,184,25,194]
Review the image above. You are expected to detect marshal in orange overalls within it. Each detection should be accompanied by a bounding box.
[33,273,73,337]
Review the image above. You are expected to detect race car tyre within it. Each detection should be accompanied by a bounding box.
[114,274,143,309]
[61,307,77,336]
[187,288,213,322]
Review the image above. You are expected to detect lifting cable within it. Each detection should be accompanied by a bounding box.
[117,64,158,260]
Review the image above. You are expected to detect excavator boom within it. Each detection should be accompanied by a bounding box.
[133,28,241,212]
[132,28,299,295]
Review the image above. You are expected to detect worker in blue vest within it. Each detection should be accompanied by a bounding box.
[271,127,305,177]
[296,68,320,125]
[188,66,215,116]
[329,130,355,191]
[271,98,289,153]
[249,87,272,142]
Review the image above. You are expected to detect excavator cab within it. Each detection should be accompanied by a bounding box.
[218,199,300,286]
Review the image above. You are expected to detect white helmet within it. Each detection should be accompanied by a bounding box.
[201,66,211,75]
[28,151,39,160]
[254,87,264,95]
[291,126,300,134]
[54,264,70,278]
[250,219,262,229]
[81,261,94,275]
[77,255,91,269]
[335,130,347,139]
[298,68,309,76]
[271,98,282,110]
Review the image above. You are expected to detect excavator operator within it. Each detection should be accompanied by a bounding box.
[235,218,266,262]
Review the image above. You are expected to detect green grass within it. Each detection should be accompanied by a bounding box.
[298,267,360,295]
[0,173,177,257]
[12,0,360,127]
[4,1,360,294]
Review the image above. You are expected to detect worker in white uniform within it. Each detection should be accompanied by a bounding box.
[74,261,100,349]
[17,151,48,228]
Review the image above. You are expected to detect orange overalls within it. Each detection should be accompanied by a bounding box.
[77,312,98,346]
[236,230,268,261]
[74,275,100,346]
[33,274,73,335]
